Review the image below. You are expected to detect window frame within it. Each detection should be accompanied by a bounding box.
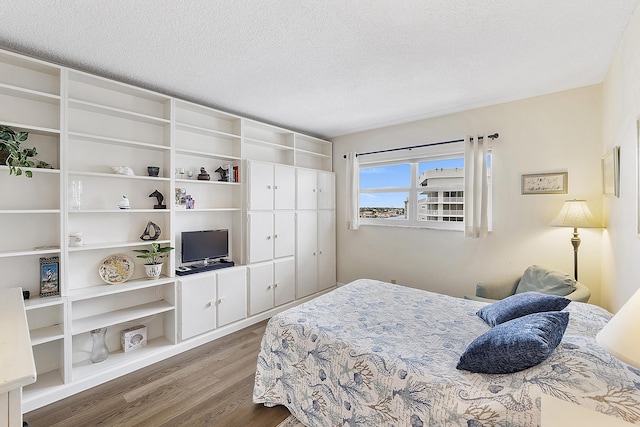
[357,148,491,230]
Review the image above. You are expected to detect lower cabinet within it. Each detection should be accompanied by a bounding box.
[177,266,247,341]
[248,257,295,315]
[296,210,336,298]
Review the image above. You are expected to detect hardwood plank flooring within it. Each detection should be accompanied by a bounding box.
[24,320,291,427]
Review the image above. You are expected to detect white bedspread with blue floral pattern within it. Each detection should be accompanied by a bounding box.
[253,279,640,426]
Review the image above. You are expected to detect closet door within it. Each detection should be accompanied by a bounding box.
[318,210,336,291]
[296,211,318,298]
[248,161,274,210]
[274,164,295,210]
[274,212,295,258]
[274,258,295,307]
[247,212,274,263]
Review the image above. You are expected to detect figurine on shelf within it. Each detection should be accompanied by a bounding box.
[140,220,161,241]
[197,167,211,181]
[215,166,229,182]
[111,166,135,176]
[149,190,166,209]
[118,195,130,210]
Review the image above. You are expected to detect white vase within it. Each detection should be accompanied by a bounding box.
[144,263,163,279]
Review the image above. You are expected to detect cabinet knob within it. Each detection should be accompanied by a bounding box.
[274,234,279,238]
[319,188,322,192]
[208,300,215,307]
[319,250,323,255]
[313,251,317,256]
[274,282,279,288]
[267,285,272,290]
[274,185,279,189]
[218,297,225,304]
[313,189,317,192]
[267,185,272,189]
[267,235,271,240]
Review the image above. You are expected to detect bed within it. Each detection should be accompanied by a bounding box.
[253,279,640,426]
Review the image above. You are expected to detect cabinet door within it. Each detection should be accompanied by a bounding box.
[296,168,318,210]
[247,212,274,263]
[274,164,295,210]
[248,262,274,315]
[274,212,295,258]
[248,161,274,210]
[178,275,216,340]
[274,258,295,307]
[216,267,247,327]
[317,171,336,210]
[318,210,336,291]
[296,211,318,298]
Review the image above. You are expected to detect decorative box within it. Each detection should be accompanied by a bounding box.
[121,325,147,353]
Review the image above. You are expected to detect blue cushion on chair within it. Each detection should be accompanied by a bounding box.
[515,265,576,296]
[476,291,570,326]
[457,311,569,374]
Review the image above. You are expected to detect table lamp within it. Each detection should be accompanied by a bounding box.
[596,288,640,369]
[549,199,600,281]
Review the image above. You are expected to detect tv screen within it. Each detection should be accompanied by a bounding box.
[181,230,229,264]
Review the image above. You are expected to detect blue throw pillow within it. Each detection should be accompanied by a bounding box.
[476,291,571,327]
[457,311,569,374]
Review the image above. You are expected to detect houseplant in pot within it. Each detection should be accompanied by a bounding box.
[133,242,175,279]
[0,125,52,177]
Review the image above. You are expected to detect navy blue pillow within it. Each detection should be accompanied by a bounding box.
[476,292,571,327]
[457,311,569,374]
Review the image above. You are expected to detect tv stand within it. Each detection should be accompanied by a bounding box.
[175,260,235,276]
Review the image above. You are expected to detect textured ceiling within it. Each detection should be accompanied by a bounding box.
[0,1,637,138]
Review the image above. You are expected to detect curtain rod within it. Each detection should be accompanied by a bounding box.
[342,133,499,158]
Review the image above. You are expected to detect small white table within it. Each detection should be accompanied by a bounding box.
[542,394,634,426]
[0,288,37,427]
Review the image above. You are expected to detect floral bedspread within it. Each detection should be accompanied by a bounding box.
[253,279,640,426]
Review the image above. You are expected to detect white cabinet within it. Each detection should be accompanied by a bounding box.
[247,161,295,210]
[178,266,246,341]
[296,169,335,210]
[248,258,295,315]
[296,210,336,298]
[247,212,295,263]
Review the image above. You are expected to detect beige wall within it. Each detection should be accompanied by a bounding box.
[601,5,640,311]
[332,86,604,304]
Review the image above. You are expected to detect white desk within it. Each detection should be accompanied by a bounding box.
[542,394,634,426]
[0,288,37,427]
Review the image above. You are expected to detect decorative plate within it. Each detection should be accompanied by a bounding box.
[99,254,135,284]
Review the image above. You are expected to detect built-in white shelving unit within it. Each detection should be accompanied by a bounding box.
[0,47,334,413]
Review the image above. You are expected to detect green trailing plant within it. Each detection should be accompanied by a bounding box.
[0,125,52,177]
[133,242,175,265]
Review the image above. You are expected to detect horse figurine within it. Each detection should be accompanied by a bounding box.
[149,190,166,209]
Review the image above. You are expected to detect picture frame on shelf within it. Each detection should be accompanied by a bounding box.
[602,146,620,198]
[521,172,568,195]
[39,256,60,297]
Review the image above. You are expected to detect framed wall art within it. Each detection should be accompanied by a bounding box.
[521,172,568,195]
[602,146,620,197]
[39,256,60,297]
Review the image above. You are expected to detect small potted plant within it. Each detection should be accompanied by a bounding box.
[133,242,175,279]
[0,125,52,177]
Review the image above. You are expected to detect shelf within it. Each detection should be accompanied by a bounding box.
[244,137,295,151]
[68,131,170,151]
[0,247,61,259]
[68,208,171,214]
[68,170,171,181]
[174,207,241,213]
[30,324,64,346]
[71,300,174,334]
[68,98,171,125]
[68,239,171,252]
[296,148,332,158]
[24,296,64,310]
[71,335,173,380]
[174,148,241,161]
[0,165,60,176]
[0,120,60,136]
[0,209,60,215]
[0,83,60,104]
[67,276,175,301]
[175,122,240,140]
[23,369,64,397]
[175,178,240,186]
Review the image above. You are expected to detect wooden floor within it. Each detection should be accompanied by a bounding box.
[24,320,291,427]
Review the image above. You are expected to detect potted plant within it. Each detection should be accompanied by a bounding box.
[0,125,52,177]
[133,242,175,279]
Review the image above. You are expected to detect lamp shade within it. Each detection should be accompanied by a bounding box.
[549,199,600,228]
[596,288,640,368]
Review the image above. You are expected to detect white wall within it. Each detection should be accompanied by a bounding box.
[601,5,640,312]
[332,86,604,304]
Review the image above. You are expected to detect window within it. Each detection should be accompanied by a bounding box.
[358,151,491,230]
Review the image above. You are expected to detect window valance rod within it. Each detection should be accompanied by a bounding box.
[342,132,499,158]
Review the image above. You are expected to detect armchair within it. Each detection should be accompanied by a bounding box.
[465,265,591,303]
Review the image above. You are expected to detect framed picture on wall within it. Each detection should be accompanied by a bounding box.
[602,146,620,197]
[39,256,60,297]
[521,172,568,194]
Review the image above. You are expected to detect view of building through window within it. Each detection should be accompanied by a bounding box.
[359,158,465,221]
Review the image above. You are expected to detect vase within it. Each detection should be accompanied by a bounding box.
[144,263,163,279]
[90,328,109,363]
[70,180,82,210]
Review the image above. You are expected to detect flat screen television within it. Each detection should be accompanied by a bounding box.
[181,229,229,264]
